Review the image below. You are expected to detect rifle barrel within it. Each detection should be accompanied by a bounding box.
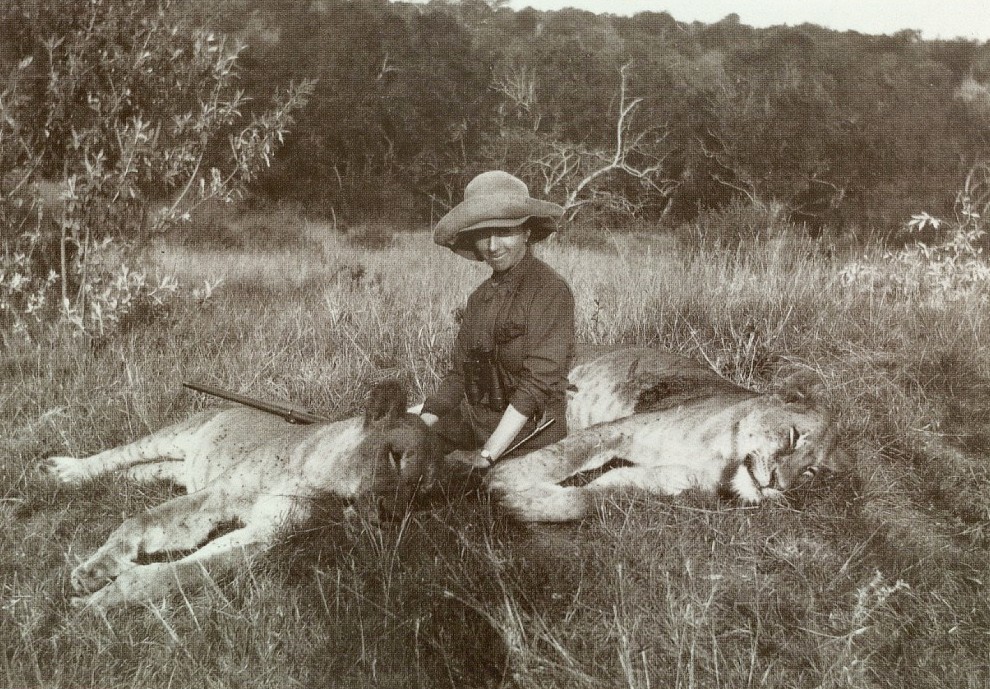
[501,417,555,459]
[182,381,329,424]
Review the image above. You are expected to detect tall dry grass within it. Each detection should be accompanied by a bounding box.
[1,220,987,688]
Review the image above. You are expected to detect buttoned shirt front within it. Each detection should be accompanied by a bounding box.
[422,249,575,429]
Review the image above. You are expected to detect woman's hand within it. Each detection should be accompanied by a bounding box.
[446,449,492,470]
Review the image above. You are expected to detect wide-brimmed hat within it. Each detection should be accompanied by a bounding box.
[434,171,564,259]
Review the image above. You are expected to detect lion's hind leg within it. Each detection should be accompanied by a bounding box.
[43,411,219,486]
[74,519,277,608]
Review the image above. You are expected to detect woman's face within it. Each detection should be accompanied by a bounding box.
[471,226,530,272]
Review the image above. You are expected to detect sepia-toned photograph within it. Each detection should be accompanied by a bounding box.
[2,1,988,686]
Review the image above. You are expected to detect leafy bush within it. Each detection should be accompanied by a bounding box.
[0,226,60,343]
[840,181,990,305]
[0,0,312,340]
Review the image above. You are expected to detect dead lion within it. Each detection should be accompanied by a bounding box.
[488,345,842,522]
[44,381,441,607]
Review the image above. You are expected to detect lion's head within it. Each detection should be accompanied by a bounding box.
[360,380,442,515]
[726,400,841,503]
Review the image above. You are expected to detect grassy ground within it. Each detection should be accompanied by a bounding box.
[2,221,988,688]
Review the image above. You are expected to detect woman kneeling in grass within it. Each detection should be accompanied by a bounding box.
[420,171,576,470]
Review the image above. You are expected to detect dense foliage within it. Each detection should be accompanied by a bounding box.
[209,1,990,232]
[4,0,990,233]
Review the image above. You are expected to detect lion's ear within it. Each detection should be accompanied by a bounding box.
[822,444,851,473]
[775,367,827,404]
[364,380,407,427]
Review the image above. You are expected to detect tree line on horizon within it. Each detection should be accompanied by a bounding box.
[5,0,990,238]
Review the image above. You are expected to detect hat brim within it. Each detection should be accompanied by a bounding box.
[435,194,563,260]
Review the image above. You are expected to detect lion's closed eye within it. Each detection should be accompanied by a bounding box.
[388,446,403,472]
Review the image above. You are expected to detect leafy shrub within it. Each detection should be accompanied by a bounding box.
[0,227,179,345]
[0,226,60,343]
[840,189,990,305]
[0,0,312,339]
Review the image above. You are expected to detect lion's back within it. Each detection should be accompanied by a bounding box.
[180,407,329,489]
[567,345,754,430]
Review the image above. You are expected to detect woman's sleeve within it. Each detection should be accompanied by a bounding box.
[509,279,575,418]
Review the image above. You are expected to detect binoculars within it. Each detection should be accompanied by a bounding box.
[465,347,509,411]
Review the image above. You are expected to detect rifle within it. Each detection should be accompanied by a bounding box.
[182,381,329,424]
[490,417,555,465]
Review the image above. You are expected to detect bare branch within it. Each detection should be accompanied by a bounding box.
[557,62,676,219]
[493,61,540,131]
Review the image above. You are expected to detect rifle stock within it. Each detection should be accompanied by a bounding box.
[182,381,329,424]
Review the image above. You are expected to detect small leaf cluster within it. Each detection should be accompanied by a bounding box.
[839,172,990,305]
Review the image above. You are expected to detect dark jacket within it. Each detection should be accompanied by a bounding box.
[422,249,575,443]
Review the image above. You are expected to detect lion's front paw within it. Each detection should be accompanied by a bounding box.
[70,582,129,609]
[42,456,94,485]
[497,484,592,523]
[71,558,123,595]
[72,564,169,608]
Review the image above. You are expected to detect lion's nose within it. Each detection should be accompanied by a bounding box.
[422,468,440,491]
